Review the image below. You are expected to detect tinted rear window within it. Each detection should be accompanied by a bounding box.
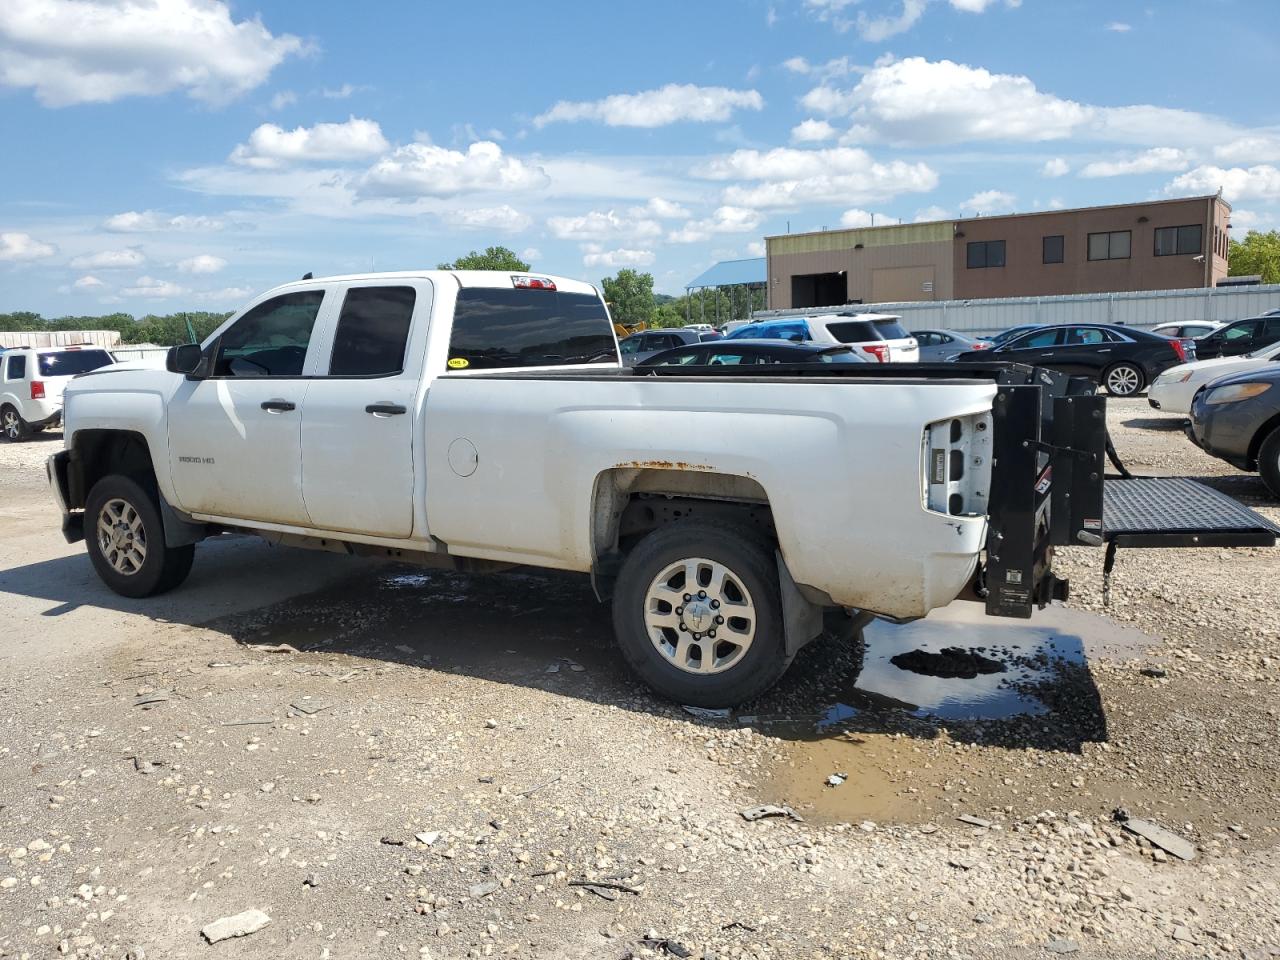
[448,288,617,370]
[38,350,112,377]
[873,319,910,339]
[329,286,416,376]
[825,320,880,343]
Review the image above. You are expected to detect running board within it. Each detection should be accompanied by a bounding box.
[1101,477,1280,603]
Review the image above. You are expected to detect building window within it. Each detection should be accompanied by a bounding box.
[1043,235,1065,264]
[966,239,1006,269]
[1154,224,1203,257]
[1087,230,1131,261]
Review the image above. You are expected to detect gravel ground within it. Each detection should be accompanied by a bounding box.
[1,400,1278,960]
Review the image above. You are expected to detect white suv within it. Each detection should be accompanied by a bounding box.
[1,345,115,441]
[807,313,919,362]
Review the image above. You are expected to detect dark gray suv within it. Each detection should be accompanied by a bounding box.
[1189,365,1280,497]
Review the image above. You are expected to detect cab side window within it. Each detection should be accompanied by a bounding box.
[1012,329,1062,349]
[328,287,416,377]
[212,291,325,377]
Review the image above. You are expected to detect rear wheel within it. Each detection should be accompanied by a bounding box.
[85,474,195,598]
[1104,362,1145,397]
[1,405,29,442]
[611,521,790,707]
[1259,427,1280,500]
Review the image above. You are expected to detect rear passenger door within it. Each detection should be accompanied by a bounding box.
[299,280,432,538]
[1057,326,1117,377]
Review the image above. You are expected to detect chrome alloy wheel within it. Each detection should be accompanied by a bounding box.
[643,557,756,674]
[2,409,19,440]
[1106,365,1142,396]
[96,497,147,575]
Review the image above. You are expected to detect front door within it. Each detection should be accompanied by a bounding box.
[299,281,430,538]
[998,327,1064,368]
[166,289,328,526]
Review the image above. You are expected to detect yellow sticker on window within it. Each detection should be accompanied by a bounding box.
[447,357,470,369]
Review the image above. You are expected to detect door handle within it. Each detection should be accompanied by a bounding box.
[1097,348,1112,353]
[1039,352,1055,357]
[261,399,296,412]
[365,402,407,416]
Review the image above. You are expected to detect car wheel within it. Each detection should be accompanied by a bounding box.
[85,474,195,598]
[1259,427,1280,500]
[1104,362,1145,397]
[1,404,30,442]
[611,520,791,708]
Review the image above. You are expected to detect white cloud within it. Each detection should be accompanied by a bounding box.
[1214,136,1280,165]
[520,247,542,263]
[73,275,105,289]
[1080,147,1192,178]
[781,55,863,81]
[1106,21,1132,32]
[746,240,766,257]
[269,90,296,111]
[547,209,662,242]
[446,205,532,232]
[791,119,837,143]
[839,208,894,227]
[70,248,146,269]
[960,189,1016,214]
[668,206,764,243]
[322,83,358,99]
[858,0,928,42]
[196,285,253,303]
[1166,165,1280,203]
[104,210,225,232]
[914,205,951,222]
[582,245,655,269]
[361,141,548,198]
[632,197,691,219]
[1228,209,1278,234]
[231,117,389,168]
[1042,157,1070,178]
[804,0,1018,39]
[803,57,1240,148]
[177,254,227,274]
[698,146,938,209]
[534,83,764,128]
[122,275,188,299]
[0,0,303,107]
[0,231,56,261]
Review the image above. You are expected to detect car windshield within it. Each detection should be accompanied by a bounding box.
[38,349,113,377]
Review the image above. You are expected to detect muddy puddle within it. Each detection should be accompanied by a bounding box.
[752,600,1155,824]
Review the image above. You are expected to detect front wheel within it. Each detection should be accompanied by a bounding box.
[85,474,195,598]
[1104,362,1145,397]
[1,405,29,442]
[1258,427,1280,500]
[611,521,790,707]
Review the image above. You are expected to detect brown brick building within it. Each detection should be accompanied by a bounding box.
[765,195,1231,310]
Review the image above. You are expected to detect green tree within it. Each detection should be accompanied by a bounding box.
[601,269,656,327]
[437,246,530,271]
[1228,230,1280,284]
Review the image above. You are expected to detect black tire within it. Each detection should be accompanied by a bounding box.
[1,404,30,442]
[1259,427,1280,500]
[1103,362,1145,397]
[85,474,195,598]
[611,520,790,708]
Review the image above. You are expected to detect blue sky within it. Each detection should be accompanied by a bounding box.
[2,0,1278,315]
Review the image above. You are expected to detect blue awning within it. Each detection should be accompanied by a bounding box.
[685,257,766,290]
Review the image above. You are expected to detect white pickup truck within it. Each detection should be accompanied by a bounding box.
[48,270,1278,706]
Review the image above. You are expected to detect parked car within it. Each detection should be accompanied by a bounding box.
[2,345,115,441]
[980,324,1043,347]
[49,268,1133,707]
[913,329,991,362]
[1194,315,1280,360]
[726,312,918,363]
[1151,321,1222,339]
[1148,341,1280,415]
[619,328,721,366]
[955,323,1191,397]
[1189,365,1280,497]
[636,341,868,369]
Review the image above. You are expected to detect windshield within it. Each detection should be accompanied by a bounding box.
[38,349,113,377]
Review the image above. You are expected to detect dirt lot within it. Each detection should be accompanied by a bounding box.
[1,400,1278,960]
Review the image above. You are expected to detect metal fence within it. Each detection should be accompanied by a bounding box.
[0,329,121,349]
[754,284,1280,335]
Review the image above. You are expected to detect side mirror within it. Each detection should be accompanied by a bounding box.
[167,343,204,376]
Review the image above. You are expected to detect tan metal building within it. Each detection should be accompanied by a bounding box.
[765,195,1231,310]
